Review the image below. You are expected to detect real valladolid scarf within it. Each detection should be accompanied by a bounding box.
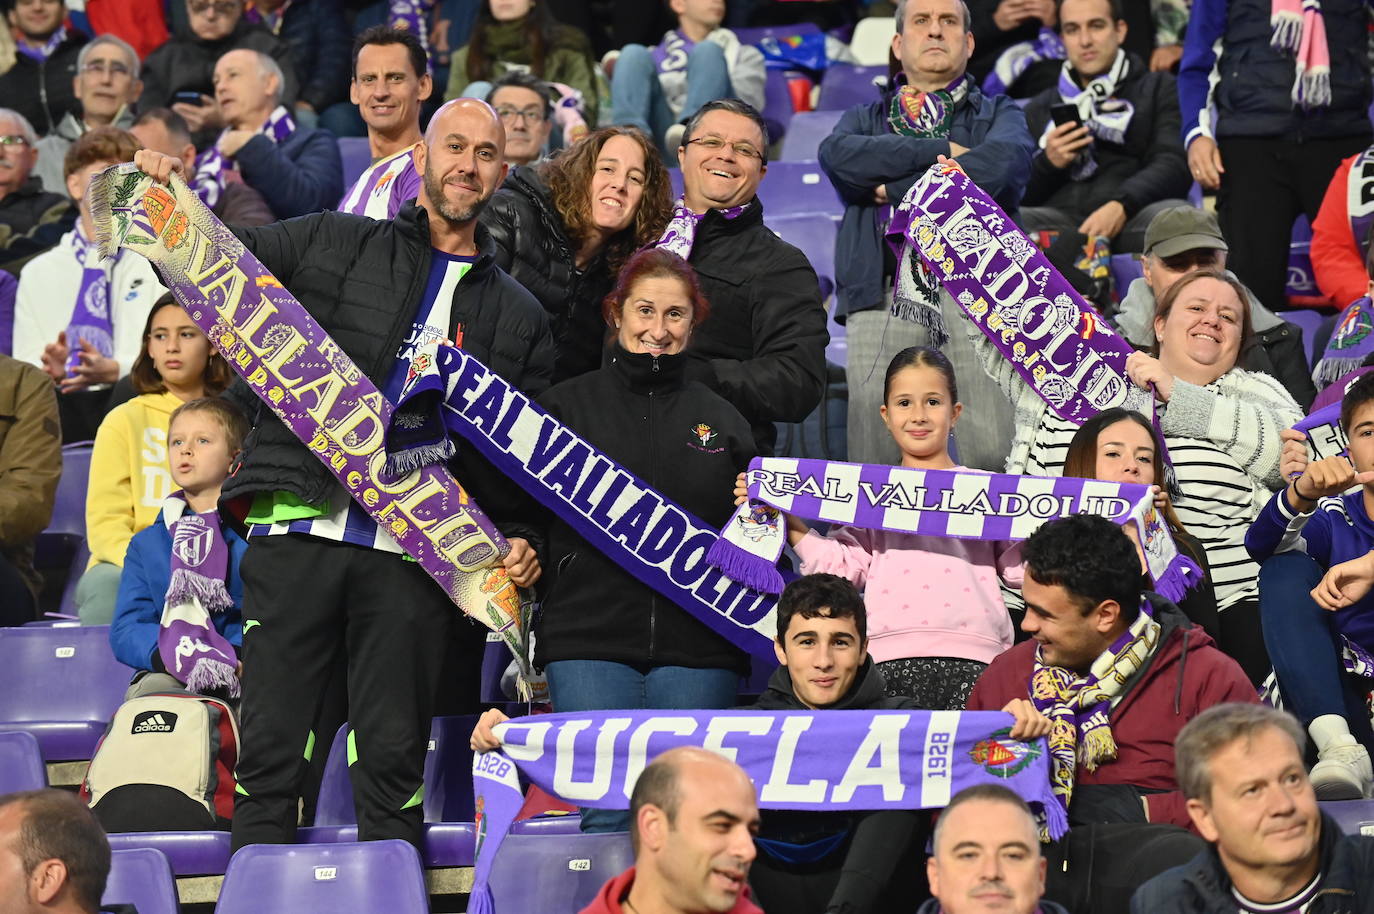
[710,458,1202,602]
[1043,50,1135,182]
[387,342,781,663]
[193,106,296,210]
[1348,148,1374,263]
[157,494,240,696]
[469,710,1066,914]
[1269,0,1331,108]
[88,166,535,683]
[1313,297,1374,388]
[67,226,119,377]
[655,198,749,260]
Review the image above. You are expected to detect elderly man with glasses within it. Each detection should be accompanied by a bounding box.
[33,34,143,196]
[0,107,74,275]
[0,0,88,137]
[486,71,554,167]
[138,0,298,148]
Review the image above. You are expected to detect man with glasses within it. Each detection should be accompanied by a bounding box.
[33,35,143,196]
[819,0,1034,471]
[486,71,553,167]
[139,0,297,148]
[668,98,827,456]
[338,26,429,219]
[0,0,87,137]
[0,107,74,275]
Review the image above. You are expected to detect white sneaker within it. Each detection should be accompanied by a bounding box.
[665,123,687,153]
[1310,742,1374,800]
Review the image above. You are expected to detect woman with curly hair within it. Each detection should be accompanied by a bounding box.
[482,124,673,383]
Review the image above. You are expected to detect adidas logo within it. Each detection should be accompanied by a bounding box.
[131,710,178,734]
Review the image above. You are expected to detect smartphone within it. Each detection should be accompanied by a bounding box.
[1050,103,1084,128]
[173,91,207,106]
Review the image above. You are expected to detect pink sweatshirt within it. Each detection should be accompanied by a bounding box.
[793,485,1024,665]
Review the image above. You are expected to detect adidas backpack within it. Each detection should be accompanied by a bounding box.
[81,692,239,832]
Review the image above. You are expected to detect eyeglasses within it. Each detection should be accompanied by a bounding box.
[188,0,241,17]
[494,105,546,124]
[685,135,763,161]
[0,135,31,147]
[81,59,132,77]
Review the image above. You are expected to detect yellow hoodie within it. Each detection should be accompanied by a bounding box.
[86,391,183,568]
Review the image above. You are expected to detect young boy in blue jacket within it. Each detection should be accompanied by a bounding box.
[1246,371,1374,801]
[110,397,249,698]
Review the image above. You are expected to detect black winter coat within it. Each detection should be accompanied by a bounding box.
[0,32,85,136]
[222,206,554,543]
[685,200,828,455]
[270,0,351,113]
[1131,813,1374,914]
[533,344,756,674]
[0,178,75,275]
[1023,54,1192,220]
[747,661,925,914]
[481,165,616,384]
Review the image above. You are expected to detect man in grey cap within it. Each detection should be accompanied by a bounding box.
[1115,205,1316,408]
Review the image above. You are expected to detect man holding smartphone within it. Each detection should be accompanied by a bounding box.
[1019,0,1191,257]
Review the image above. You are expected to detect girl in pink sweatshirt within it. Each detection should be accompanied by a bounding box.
[789,347,1023,708]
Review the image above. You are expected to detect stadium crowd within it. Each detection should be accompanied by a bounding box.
[2,0,1374,911]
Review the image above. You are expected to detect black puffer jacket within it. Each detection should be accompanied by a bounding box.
[685,200,828,455]
[481,165,615,384]
[1023,54,1192,220]
[0,178,75,275]
[222,206,554,540]
[0,31,85,136]
[533,343,756,674]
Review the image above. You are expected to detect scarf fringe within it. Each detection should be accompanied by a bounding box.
[1312,354,1363,388]
[1042,796,1070,840]
[383,439,456,479]
[704,537,785,596]
[889,292,949,347]
[167,569,233,614]
[87,168,121,259]
[1150,553,1204,604]
[1294,66,1331,109]
[1078,725,1119,771]
[1270,10,1304,52]
[185,657,241,697]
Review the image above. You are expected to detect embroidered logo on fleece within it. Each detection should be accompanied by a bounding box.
[688,423,724,454]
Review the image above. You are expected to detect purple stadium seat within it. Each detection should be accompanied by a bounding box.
[1109,253,1144,300]
[103,848,178,914]
[0,625,129,761]
[480,635,509,702]
[1320,800,1374,836]
[486,832,635,914]
[732,23,823,47]
[1278,308,1328,367]
[35,443,91,568]
[215,840,429,914]
[817,64,886,111]
[780,109,843,160]
[0,731,46,792]
[760,68,796,142]
[755,160,841,219]
[107,831,233,878]
[337,137,371,191]
[766,213,844,363]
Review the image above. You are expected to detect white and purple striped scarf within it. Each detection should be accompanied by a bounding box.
[156,494,240,696]
[192,105,296,209]
[1040,50,1135,181]
[17,26,67,64]
[65,226,118,378]
[655,197,749,259]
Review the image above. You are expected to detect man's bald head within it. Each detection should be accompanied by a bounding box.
[424,97,506,151]
[414,98,507,229]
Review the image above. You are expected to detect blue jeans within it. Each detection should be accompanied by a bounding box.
[610,42,734,156]
[1259,552,1374,753]
[544,659,739,833]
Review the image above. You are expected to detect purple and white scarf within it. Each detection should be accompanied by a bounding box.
[193,106,296,209]
[710,458,1202,601]
[66,226,118,378]
[1039,50,1135,182]
[17,26,66,64]
[469,709,1066,914]
[1347,147,1374,262]
[1294,397,1352,461]
[243,0,293,32]
[156,494,240,696]
[887,75,969,139]
[1270,0,1331,109]
[652,29,697,72]
[1313,298,1374,387]
[387,0,436,70]
[655,197,750,260]
[1031,599,1159,814]
[983,27,1065,97]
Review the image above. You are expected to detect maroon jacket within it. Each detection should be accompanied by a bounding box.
[966,600,1257,831]
[580,868,764,914]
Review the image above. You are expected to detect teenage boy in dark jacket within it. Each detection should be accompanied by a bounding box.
[1132,703,1374,914]
[818,0,1033,470]
[1020,0,1190,256]
[673,99,827,457]
[0,0,86,136]
[133,97,554,853]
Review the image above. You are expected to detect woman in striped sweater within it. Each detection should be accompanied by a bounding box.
[964,269,1302,686]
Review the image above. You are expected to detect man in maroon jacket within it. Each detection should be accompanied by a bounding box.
[967,514,1257,832]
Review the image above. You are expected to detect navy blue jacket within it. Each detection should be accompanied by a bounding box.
[1131,814,1374,913]
[233,125,344,220]
[818,79,1035,320]
[272,0,352,114]
[1179,0,1372,144]
[110,506,246,673]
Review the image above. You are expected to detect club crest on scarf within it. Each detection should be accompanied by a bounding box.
[172,515,217,567]
[970,727,1044,778]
